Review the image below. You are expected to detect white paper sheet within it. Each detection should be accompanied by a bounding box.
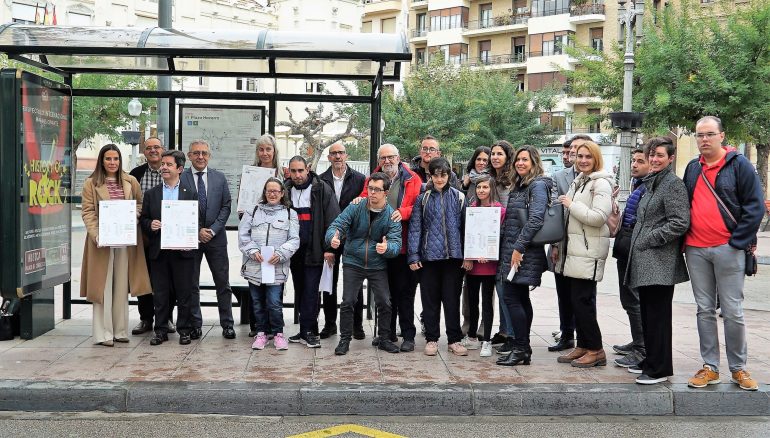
[98,200,137,247]
[320,261,334,294]
[237,165,277,215]
[464,207,501,260]
[260,245,275,284]
[160,200,199,250]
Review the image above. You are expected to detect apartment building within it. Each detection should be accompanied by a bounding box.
[396,0,619,167]
[362,0,409,94]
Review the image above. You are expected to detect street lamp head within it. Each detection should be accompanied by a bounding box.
[127,97,142,117]
[617,0,627,7]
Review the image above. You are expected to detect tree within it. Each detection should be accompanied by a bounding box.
[277,81,370,170]
[563,0,770,195]
[382,59,557,162]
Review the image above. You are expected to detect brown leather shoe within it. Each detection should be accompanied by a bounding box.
[557,348,587,363]
[571,349,607,368]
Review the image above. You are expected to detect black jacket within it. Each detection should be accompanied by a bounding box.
[129,163,156,190]
[285,173,341,266]
[410,156,460,189]
[319,165,366,212]
[139,180,199,260]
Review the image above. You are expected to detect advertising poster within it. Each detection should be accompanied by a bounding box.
[15,72,72,295]
[179,105,266,227]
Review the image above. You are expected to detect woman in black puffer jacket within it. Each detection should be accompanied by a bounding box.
[497,145,551,366]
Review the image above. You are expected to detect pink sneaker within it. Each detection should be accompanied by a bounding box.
[273,333,288,350]
[252,332,268,350]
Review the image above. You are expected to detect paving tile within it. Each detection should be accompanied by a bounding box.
[0,360,54,379]
[14,335,89,349]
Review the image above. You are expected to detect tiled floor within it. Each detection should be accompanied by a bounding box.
[2,288,769,387]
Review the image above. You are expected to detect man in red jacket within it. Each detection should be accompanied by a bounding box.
[358,144,421,351]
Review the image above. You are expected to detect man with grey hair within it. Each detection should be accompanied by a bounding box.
[357,144,422,351]
[181,139,236,340]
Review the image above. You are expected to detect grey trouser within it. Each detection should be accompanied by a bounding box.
[340,265,391,342]
[685,244,748,372]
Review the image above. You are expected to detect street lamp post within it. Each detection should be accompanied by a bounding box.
[123,97,142,168]
[609,0,645,198]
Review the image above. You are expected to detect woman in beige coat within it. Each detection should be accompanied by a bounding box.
[80,144,151,346]
[553,140,614,368]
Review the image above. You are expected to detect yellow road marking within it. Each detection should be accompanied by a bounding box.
[286,423,406,438]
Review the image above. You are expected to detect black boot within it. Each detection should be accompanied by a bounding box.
[496,348,531,366]
[548,337,575,352]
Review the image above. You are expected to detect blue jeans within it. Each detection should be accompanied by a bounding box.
[249,283,284,335]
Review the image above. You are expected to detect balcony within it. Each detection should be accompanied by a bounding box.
[363,0,402,14]
[569,4,606,24]
[465,52,527,69]
[530,7,571,17]
[410,28,429,42]
[410,0,428,9]
[463,14,530,37]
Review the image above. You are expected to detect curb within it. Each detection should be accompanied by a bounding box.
[1,380,767,416]
[757,256,769,265]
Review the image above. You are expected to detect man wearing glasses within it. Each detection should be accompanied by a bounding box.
[130,137,176,336]
[326,172,402,356]
[682,116,764,391]
[319,142,367,340]
[181,139,235,340]
[410,135,459,188]
[357,144,422,351]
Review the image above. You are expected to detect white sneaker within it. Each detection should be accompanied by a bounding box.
[480,341,492,357]
[461,335,481,350]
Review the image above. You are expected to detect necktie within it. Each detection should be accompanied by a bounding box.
[196,171,207,219]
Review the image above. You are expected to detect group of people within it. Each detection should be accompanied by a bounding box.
[79,115,765,391]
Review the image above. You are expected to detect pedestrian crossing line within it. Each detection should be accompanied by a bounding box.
[285,423,406,438]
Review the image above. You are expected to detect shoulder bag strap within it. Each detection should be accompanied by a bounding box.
[700,169,737,226]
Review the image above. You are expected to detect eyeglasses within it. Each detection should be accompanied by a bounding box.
[190,151,210,156]
[695,132,721,140]
[368,186,387,193]
[421,147,439,153]
[265,189,282,195]
[378,155,399,161]
[329,151,347,156]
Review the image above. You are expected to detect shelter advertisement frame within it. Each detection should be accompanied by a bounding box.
[178,104,266,228]
[0,69,72,299]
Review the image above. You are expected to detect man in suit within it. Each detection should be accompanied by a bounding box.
[548,134,592,352]
[181,140,235,339]
[129,137,176,336]
[285,156,340,348]
[318,142,366,339]
[140,150,200,346]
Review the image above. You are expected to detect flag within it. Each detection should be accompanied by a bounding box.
[34,3,41,24]
[52,5,57,25]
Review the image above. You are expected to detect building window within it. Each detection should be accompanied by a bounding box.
[305,81,326,93]
[429,7,469,31]
[590,27,604,52]
[512,36,526,62]
[588,108,602,132]
[236,78,257,92]
[362,21,372,33]
[479,3,492,28]
[532,0,571,17]
[529,31,574,57]
[415,48,426,65]
[416,13,427,33]
[478,40,491,64]
[381,17,396,33]
[527,72,566,92]
[540,111,567,133]
[431,43,468,65]
[515,73,526,92]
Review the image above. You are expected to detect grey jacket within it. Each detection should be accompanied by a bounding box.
[238,203,300,285]
[552,166,577,197]
[625,167,690,289]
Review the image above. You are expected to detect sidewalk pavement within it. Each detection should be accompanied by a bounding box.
[1,283,768,416]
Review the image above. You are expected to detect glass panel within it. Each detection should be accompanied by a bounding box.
[46,55,168,70]
[0,25,146,48]
[174,58,269,74]
[263,31,407,55]
[275,59,395,77]
[144,28,260,50]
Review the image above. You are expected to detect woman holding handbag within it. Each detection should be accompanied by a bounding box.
[80,144,151,346]
[553,140,614,368]
[496,145,552,366]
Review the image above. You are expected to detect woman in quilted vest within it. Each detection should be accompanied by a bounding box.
[496,145,551,366]
[238,178,300,351]
[553,140,614,368]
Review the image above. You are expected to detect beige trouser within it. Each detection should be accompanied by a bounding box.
[92,247,129,343]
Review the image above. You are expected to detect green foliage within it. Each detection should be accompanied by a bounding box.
[382,60,556,161]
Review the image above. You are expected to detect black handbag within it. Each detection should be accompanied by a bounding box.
[0,299,19,341]
[514,188,565,246]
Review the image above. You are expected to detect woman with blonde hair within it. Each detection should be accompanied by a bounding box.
[253,134,283,179]
[80,144,151,346]
[553,140,614,368]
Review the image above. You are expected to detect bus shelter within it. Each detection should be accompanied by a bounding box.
[0,24,411,330]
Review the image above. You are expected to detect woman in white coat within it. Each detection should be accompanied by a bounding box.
[553,140,614,368]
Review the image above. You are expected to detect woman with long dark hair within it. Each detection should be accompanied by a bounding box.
[462,146,491,202]
[496,145,551,365]
[80,144,151,346]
